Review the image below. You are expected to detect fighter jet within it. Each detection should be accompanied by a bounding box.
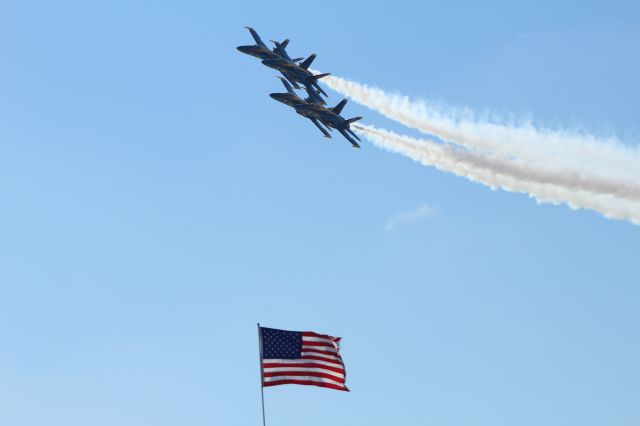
[261,55,330,99]
[293,99,363,148]
[271,79,362,148]
[236,27,307,88]
[237,27,296,61]
[270,77,332,138]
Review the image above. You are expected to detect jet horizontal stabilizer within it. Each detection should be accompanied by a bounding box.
[308,72,330,82]
[339,129,360,148]
[314,83,328,97]
[309,73,330,97]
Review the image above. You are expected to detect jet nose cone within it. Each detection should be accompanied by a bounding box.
[270,93,285,102]
[270,93,292,105]
[236,45,252,54]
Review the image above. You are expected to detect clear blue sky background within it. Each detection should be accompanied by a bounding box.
[1,1,639,425]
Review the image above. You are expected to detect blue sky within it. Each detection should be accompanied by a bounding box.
[1,1,639,425]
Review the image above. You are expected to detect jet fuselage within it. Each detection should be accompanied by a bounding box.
[236,45,280,60]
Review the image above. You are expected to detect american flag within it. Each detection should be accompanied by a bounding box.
[259,326,349,391]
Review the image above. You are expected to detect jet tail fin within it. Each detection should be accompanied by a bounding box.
[245,27,267,48]
[271,39,290,53]
[299,53,316,70]
[332,99,348,115]
[346,117,362,124]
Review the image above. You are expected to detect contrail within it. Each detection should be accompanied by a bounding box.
[314,72,640,203]
[354,124,640,224]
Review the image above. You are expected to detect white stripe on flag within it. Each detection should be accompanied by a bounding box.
[302,336,338,345]
[302,345,338,353]
[300,351,341,361]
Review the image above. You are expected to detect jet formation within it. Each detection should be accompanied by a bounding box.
[237,27,362,148]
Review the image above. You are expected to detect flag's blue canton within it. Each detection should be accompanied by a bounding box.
[261,327,302,359]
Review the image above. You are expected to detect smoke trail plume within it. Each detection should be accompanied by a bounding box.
[354,124,640,224]
[314,72,640,203]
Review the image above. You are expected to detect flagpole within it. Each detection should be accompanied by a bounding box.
[257,323,266,426]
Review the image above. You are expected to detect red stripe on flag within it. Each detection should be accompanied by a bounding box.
[263,379,349,391]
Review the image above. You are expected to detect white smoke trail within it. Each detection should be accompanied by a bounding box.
[354,124,640,224]
[314,72,640,202]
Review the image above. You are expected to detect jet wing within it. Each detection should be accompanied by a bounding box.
[280,71,302,89]
[245,27,267,48]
